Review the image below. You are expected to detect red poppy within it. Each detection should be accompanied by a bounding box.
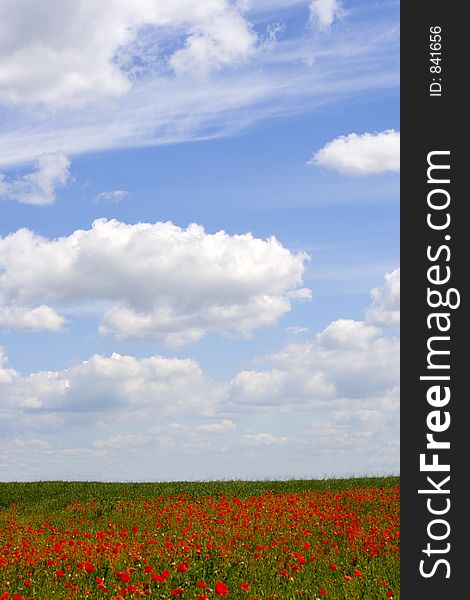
[240,582,251,591]
[176,563,188,572]
[353,569,362,577]
[215,581,229,597]
[319,589,328,596]
[292,564,301,572]
[329,563,337,570]
[56,570,65,578]
[85,561,94,574]
[24,581,31,587]
[197,581,208,588]
[386,593,394,598]
[171,588,184,596]
[118,572,131,583]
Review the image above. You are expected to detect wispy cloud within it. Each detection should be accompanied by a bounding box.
[0,9,398,168]
[94,190,129,203]
[0,152,71,204]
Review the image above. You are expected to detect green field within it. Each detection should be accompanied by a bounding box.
[0,477,399,599]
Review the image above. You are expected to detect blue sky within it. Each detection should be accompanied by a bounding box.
[0,0,399,481]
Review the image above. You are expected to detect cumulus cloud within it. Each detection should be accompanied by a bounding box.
[309,129,400,175]
[0,352,221,418]
[366,267,400,328]
[0,0,257,108]
[0,218,310,344]
[0,152,71,204]
[0,269,399,479]
[228,269,400,410]
[169,7,257,76]
[229,319,399,409]
[0,305,65,332]
[309,0,344,30]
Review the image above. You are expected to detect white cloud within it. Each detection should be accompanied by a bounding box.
[227,269,400,410]
[93,432,154,450]
[0,152,70,204]
[0,0,257,109]
[243,432,287,445]
[309,129,400,175]
[169,7,257,76]
[229,319,398,409]
[366,267,400,328]
[95,190,128,203]
[0,270,400,479]
[0,218,309,344]
[0,305,65,332]
[196,419,236,432]
[0,10,399,168]
[0,352,221,418]
[309,0,344,30]
[286,326,308,335]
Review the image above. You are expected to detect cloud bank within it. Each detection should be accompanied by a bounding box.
[0,267,399,480]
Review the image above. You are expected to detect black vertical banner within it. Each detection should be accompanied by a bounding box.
[401,3,466,598]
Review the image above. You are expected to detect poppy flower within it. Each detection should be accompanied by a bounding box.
[353,569,362,577]
[197,581,208,588]
[171,588,184,596]
[386,593,394,598]
[176,563,188,572]
[320,589,328,595]
[329,563,337,570]
[85,561,94,574]
[240,582,251,591]
[215,581,229,597]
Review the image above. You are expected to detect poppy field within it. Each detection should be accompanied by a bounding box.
[0,477,399,599]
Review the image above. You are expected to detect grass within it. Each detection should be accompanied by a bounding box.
[0,476,399,599]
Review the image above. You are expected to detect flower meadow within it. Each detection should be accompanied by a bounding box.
[0,478,399,599]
